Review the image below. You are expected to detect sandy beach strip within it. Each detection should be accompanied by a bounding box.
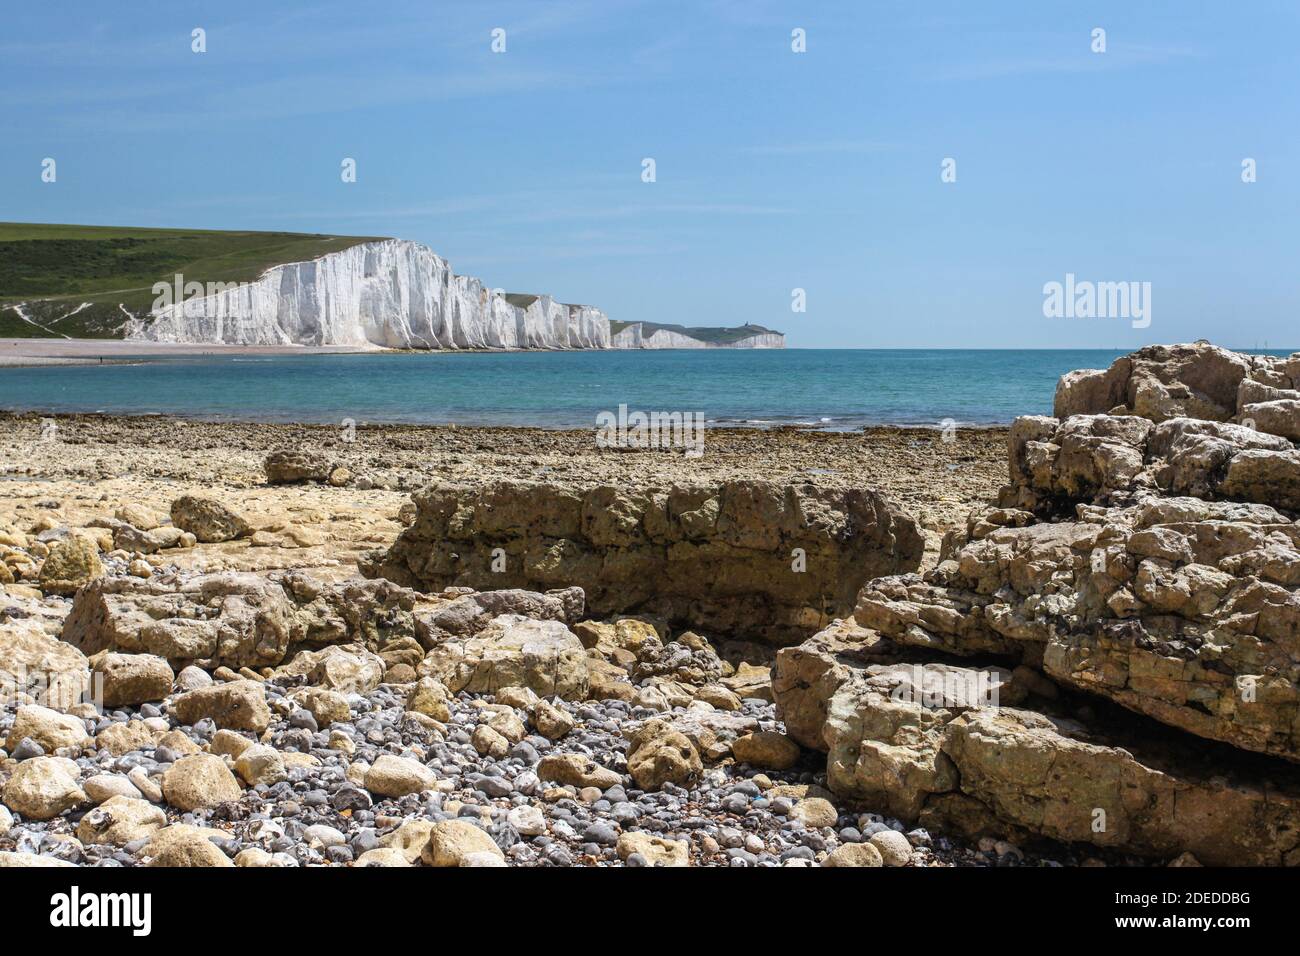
[0,337,374,367]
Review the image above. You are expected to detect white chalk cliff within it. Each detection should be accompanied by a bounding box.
[127,239,610,350]
[125,237,785,351]
[610,323,785,349]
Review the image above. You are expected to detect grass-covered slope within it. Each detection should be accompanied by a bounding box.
[0,222,386,338]
[609,321,783,344]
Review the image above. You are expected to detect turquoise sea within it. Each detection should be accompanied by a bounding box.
[0,349,1291,429]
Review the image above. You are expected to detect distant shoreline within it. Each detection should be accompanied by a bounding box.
[0,337,373,366]
[2,337,1295,366]
[0,406,1011,433]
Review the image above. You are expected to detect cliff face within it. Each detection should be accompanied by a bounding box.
[610,323,784,349]
[123,237,784,351]
[127,239,610,350]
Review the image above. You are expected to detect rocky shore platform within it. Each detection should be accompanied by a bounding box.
[3,345,1297,869]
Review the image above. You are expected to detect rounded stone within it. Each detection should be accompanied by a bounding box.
[822,842,884,867]
[869,829,914,867]
[421,820,505,867]
[161,754,242,811]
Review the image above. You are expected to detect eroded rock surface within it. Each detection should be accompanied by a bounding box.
[366,479,923,644]
[776,631,1300,865]
[1054,342,1277,423]
[775,343,1300,865]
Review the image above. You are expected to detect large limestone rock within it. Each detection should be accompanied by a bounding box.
[83,773,143,803]
[169,495,250,542]
[2,756,86,819]
[421,820,504,867]
[264,450,332,484]
[364,754,436,797]
[63,573,298,669]
[113,525,187,554]
[625,719,702,791]
[273,644,384,693]
[414,586,584,650]
[116,503,165,530]
[1240,399,1300,442]
[171,680,271,733]
[405,677,451,722]
[1036,344,1300,516]
[355,847,412,867]
[161,754,242,810]
[856,497,1300,763]
[823,842,884,867]
[771,618,897,750]
[778,652,1300,865]
[5,704,90,752]
[731,731,801,770]
[291,687,350,727]
[75,795,167,845]
[536,753,622,790]
[92,652,174,707]
[817,662,1006,819]
[616,832,690,866]
[95,719,159,756]
[367,479,923,643]
[651,709,760,762]
[940,707,1300,866]
[1003,414,1294,514]
[147,834,235,867]
[233,745,288,787]
[62,570,425,671]
[379,820,437,862]
[1220,448,1300,512]
[1054,342,1261,423]
[277,572,425,650]
[0,618,89,710]
[37,534,103,595]
[0,851,76,867]
[419,614,589,700]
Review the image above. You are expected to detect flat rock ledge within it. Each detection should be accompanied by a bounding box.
[363,479,923,645]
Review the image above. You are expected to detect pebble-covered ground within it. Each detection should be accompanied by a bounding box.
[0,671,1142,868]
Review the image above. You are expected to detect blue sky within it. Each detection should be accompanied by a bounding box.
[2,0,1297,348]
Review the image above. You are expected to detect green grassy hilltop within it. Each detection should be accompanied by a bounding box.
[0,222,385,338]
